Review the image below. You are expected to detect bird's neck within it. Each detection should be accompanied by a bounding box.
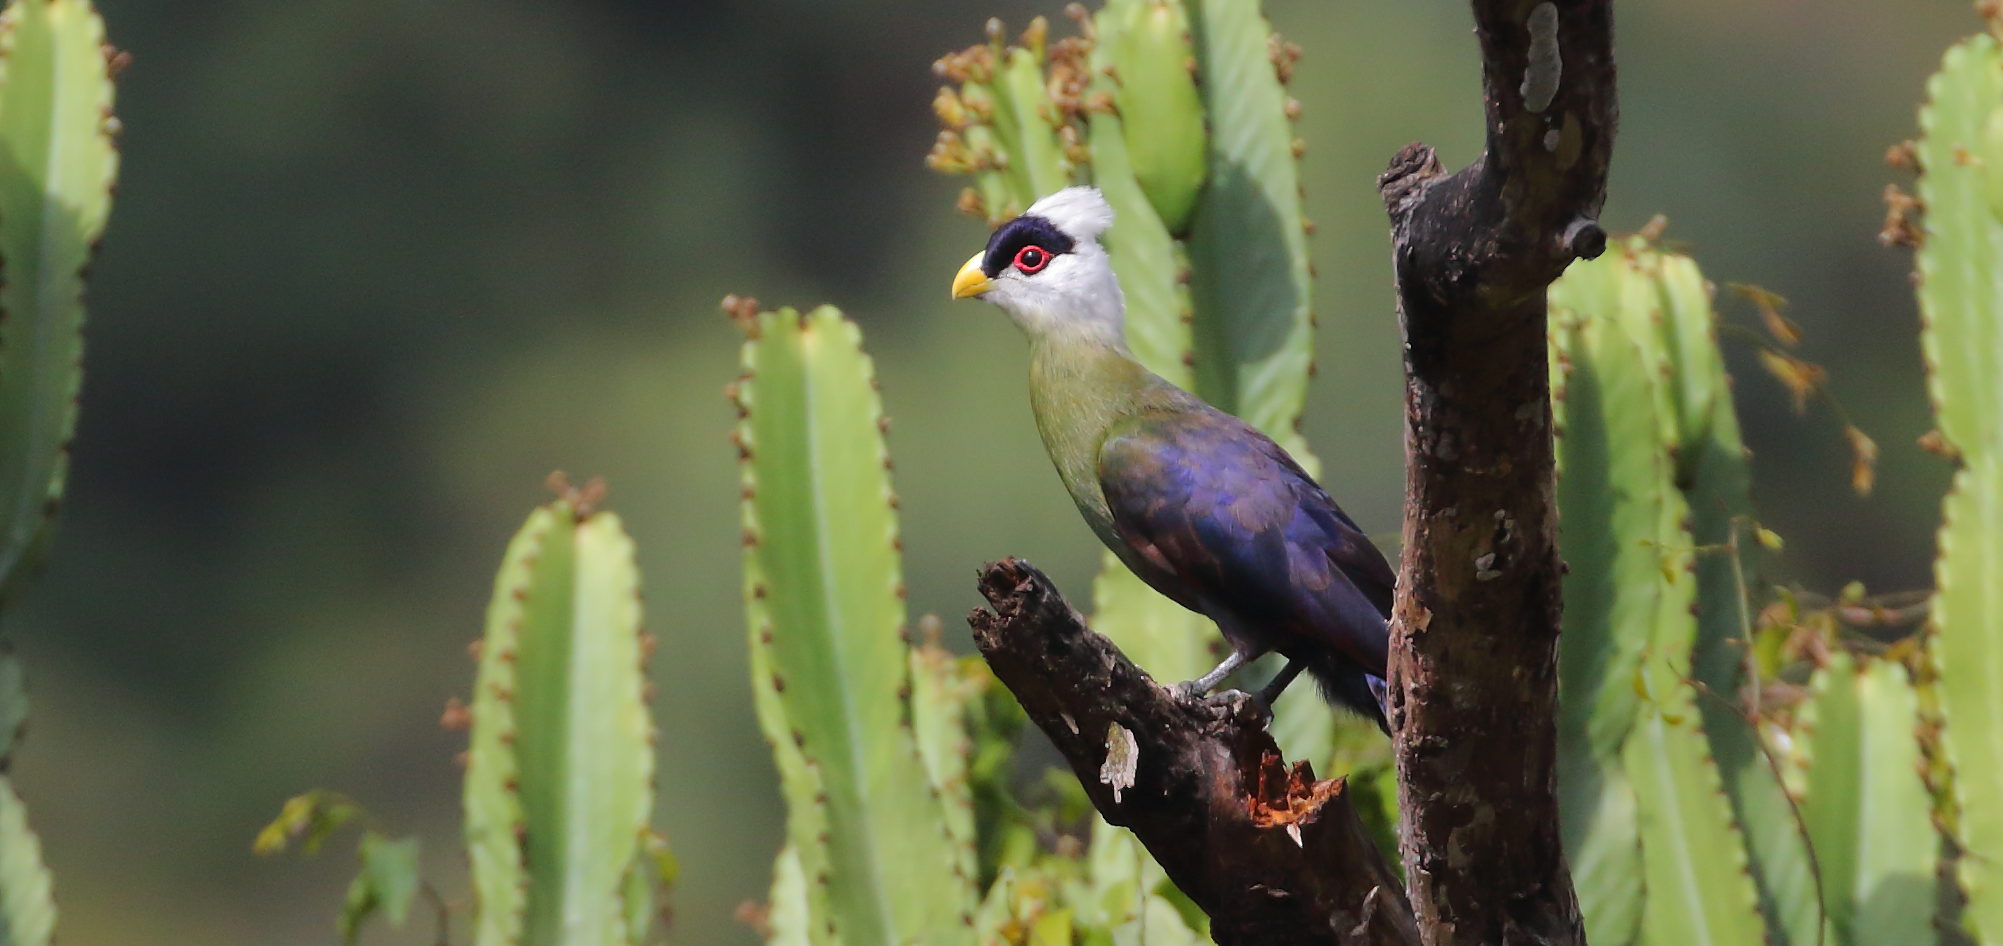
[1026,332,1157,532]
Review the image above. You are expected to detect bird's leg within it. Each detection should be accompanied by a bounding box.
[1256,659,1309,706]
[1174,650,1251,700]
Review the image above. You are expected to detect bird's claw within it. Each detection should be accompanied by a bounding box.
[1211,688,1274,726]
[1170,683,1274,726]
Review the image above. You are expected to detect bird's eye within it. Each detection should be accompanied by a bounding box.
[1012,245,1051,274]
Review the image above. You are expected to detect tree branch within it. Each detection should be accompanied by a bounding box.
[1376,2,1615,945]
[969,559,1420,946]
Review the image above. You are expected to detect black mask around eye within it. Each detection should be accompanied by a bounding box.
[982,215,1076,278]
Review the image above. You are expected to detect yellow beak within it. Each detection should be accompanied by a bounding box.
[950,253,993,300]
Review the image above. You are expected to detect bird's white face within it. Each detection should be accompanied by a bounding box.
[952,187,1126,343]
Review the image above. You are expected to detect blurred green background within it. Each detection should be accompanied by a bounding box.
[3,1,1975,942]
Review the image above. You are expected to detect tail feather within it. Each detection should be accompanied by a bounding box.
[1305,649,1391,735]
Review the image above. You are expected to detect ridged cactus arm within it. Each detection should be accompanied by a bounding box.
[735,304,974,946]
[995,35,1074,200]
[0,0,118,600]
[1651,249,1823,946]
[0,649,52,946]
[462,493,654,946]
[1914,35,2003,462]
[907,638,979,880]
[464,509,543,946]
[1623,694,1768,946]
[512,505,651,946]
[1546,293,1650,946]
[1104,0,1206,236]
[1549,245,1773,946]
[1796,652,1936,946]
[1182,0,1314,458]
[1080,11,1192,389]
[746,627,833,946]
[0,777,53,946]
[1911,33,2003,946]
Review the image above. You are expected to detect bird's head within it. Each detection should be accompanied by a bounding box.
[951,187,1125,343]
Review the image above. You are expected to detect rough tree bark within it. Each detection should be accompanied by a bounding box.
[1378,1,1614,945]
[967,1,1614,944]
[970,560,1419,946]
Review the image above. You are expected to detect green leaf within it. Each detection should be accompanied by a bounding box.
[0,776,53,946]
[254,789,362,857]
[1797,653,1936,946]
[737,305,975,946]
[1183,0,1313,461]
[0,0,118,602]
[339,833,421,944]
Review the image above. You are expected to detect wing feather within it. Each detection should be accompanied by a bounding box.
[1097,408,1393,673]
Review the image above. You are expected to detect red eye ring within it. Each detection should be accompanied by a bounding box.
[1012,244,1051,274]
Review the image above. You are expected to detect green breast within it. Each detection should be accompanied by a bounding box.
[1025,338,1162,550]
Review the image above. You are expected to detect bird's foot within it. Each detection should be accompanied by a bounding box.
[1171,679,1212,702]
[1204,688,1274,727]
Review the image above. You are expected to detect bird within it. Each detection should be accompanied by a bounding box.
[950,186,1395,733]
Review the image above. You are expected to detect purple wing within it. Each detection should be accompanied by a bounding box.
[1097,409,1393,676]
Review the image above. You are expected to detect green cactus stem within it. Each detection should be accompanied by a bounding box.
[1549,242,1773,946]
[735,303,974,946]
[463,485,655,946]
[1911,32,2003,946]
[1182,0,1314,461]
[0,0,119,603]
[0,648,51,946]
[1796,651,1936,946]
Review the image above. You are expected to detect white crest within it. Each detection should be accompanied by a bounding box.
[1027,187,1115,243]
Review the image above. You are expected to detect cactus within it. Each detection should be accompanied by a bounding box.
[1910,31,2003,945]
[264,485,671,946]
[0,4,119,943]
[1794,651,1936,946]
[1549,239,1797,946]
[0,648,52,946]
[733,303,976,945]
[0,0,119,602]
[461,483,657,946]
[1182,0,1315,462]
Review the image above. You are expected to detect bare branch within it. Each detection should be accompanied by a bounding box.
[1376,1,1616,944]
[969,559,1420,946]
